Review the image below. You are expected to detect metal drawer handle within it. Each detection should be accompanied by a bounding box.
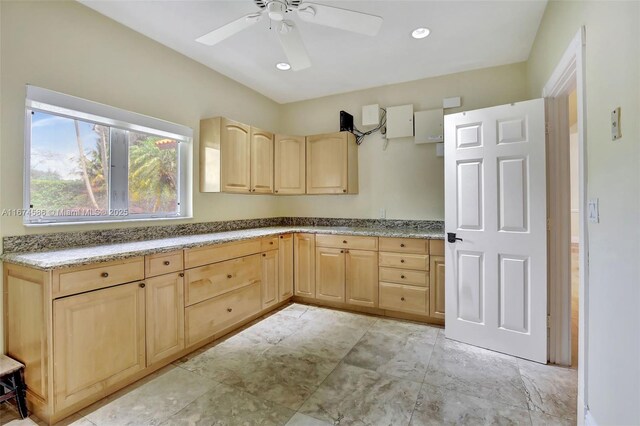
[227,308,233,312]
[227,274,233,279]
[101,272,109,278]
[164,261,171,266]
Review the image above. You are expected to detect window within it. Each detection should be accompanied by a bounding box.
[25,86,191,224]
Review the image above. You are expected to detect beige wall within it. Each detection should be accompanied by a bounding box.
[277,63,529,220]
[0,0,282,241]
[528,1,640,424]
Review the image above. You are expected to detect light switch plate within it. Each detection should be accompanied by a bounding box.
[588,199,599,223]
[611,107,621,141]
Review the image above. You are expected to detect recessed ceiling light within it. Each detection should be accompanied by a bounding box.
[411,27,431,39]
[276,62,291,71]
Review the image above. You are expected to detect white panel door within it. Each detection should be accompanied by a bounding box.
[444,99,547,363]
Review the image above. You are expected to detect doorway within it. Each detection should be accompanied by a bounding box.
[543,27,588,420]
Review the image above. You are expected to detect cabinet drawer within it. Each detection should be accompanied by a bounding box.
[379,237,428,254]
[261,236,279,251]
[53,258,145,297]
[145,251,184,278]
[379,267,428,287]
[185,254,261,306]
[315,234,378,250]
[184,239,262,269]
[379,282,428,315]
[430,239,445,256]
[185,282,261,347]
[379,252,429,271]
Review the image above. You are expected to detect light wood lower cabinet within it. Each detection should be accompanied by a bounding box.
[145,273,185,366]
[185,282,261,347]
[53,282,146,412]
[261,250,279,309]
[294,233,316,298]
[345,249,378,308]
[315,247,346,303]
[379,282,428,315]
[429,256,445,320]
[278,234,294,299]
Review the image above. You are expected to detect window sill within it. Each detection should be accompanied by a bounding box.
[23,215,193,228]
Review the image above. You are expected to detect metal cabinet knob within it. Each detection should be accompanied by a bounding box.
[400,243,405,247]
[139,283,146,288]
[227,274,233,279]
[164,261,171,266]
[262,253,266,257]
[227,308,233,312]
[343,240,347,244]
[340,250,344,253]
[270,241,274,245]
[401,275,406,279]
[401,297,405,301]
[342,189,347,193]
[400,259,405,263]
[179,273,184,277]
[101,272,109,278]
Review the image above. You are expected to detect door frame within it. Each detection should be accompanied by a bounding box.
[542,27,588,422]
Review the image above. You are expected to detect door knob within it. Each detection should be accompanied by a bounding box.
[447,232,463,243]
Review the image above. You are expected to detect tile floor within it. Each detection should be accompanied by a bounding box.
[1,303,577,426]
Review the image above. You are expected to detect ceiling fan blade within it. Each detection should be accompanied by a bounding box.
[296,2,382,36]
[196,13,263,46]
[277,21,311,71]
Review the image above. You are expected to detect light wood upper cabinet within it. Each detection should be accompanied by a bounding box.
[221,118,251,193]
[274,134,306,194]
[53,282,146,411]
[145,273,185,366]
[429,256,445,320]
[346,249,379,308]
[261,250,279,309]
[250,127,274,193]
[306,132,358,194]
[278,234,294,299]
[294,233,316,298]
[315,247,346,303]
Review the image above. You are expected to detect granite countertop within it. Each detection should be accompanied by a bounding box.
[1,226,444,270]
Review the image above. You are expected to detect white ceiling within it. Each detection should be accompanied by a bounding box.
[79,0,547,104]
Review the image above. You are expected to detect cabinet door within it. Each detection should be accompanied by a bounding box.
[250,127,274,193]
[346,249,378,308]
[306,133,348,194]
[221,118,251,193]
[294,233,316,298]
[261,250,279,309]
[274,134,306,194]
[278,234,294,299]
[315,247,346,303]
[146,273,185,366]
[429,256,445,320]
[53,282,146,411]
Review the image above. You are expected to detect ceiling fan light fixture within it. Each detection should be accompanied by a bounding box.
[266,1,287,21]
[276,62,291,71]
[411,27,431,39]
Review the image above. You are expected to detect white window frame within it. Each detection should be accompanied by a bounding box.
[24,86,192,225]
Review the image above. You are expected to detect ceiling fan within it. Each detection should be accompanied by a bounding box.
[195,0,383,71]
